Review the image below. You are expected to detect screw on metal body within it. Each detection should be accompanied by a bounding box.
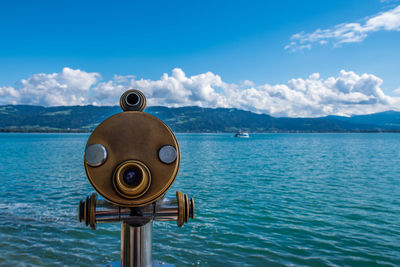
[158,145,177,164]
[85,144,108,167]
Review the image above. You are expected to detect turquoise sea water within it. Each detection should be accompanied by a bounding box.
[0,133,399,266]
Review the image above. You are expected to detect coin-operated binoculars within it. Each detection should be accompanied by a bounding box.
[78,89,195,267]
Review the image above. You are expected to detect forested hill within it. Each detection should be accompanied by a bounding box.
[0,105,399,133]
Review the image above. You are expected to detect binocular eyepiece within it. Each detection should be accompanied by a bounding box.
[120,90,147,112]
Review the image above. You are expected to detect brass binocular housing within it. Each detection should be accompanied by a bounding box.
[83,89,182,207]
[79,89,194,230]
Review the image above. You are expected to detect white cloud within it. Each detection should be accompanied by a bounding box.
[286,5,400,51]
[8,67,101,106]
[0,68,399,117]
[380,0,399,3]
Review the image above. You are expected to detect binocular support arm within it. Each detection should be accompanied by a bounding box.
[78,192,194,267]
[78,191,194,230]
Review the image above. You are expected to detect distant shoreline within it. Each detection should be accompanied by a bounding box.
[1,105,400,133]
[1,129,400,134]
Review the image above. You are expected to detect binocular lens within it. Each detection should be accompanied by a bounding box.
[123,168,142,187]
[113,160,151,200]
[126,93,140,106]
[120,89,146,112]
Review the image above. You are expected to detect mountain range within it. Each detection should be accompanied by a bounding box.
[0,105,399,133]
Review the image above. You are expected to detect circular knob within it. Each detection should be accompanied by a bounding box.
[176,191,195,227]
[78,193,97,230]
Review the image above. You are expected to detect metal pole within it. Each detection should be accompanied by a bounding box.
[121,221,152,267]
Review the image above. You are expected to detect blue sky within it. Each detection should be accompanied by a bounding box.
[0,0,399,117]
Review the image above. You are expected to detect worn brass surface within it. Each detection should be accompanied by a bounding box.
[176,191,184,227]
[184,194,189,223]
[84,196,89,226]
[78,193,98,229]
[85,111,180,207]
[89,193,97,229]
[114,160,151,199]
[176,191,195,227]
[190,198,195,219]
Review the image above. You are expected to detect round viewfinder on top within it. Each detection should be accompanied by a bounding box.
[120,89,146,112]
[125,92,140,107]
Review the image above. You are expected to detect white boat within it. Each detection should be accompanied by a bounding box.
[234,130,250,138]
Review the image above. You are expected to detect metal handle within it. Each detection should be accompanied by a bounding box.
[78,191,194,229]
